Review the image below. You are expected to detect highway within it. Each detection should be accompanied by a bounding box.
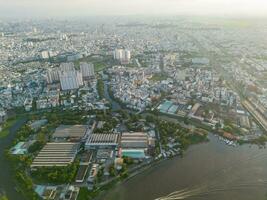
[242,100,267,133]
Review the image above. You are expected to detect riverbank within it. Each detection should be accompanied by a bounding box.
[92,157,170,200]
[0,117,22,138]
[0,117,28,200]
[97,134,267,200]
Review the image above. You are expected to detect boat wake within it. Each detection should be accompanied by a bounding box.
[155,180,267,200]
[155,151,267,200]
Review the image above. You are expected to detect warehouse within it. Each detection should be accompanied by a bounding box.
[120,132,149,149]
[52,125,87,141]
[85,133,119,149]
[31,142,79,168]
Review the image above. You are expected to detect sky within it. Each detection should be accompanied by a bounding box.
[0,0,267,19]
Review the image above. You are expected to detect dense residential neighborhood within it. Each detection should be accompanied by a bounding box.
[1,16,267,200]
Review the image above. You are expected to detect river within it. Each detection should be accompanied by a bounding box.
[99,134,267,200]
[0,118,27,200]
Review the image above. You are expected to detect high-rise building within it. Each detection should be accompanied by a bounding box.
[59,71,82,91]
[46,62,84,90]
[80,62,95,78]
[122,50,131,64]
[114,49,124,60]
[41,51,50,59]
[113,49,131,64]
[60,63,75,72]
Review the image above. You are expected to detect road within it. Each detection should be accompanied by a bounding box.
[179,30,267,133]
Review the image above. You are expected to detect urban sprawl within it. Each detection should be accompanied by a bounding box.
[0,17,267,200]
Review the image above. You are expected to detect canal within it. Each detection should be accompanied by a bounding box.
[0,118,27,200]
[99,134,267,200]
[103,80,121,111]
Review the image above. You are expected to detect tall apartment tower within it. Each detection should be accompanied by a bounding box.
[114,49,123,60]
[46,62,84,90]
[122,50,131,64]
[59,71,81,91]
[113,49,131,64]
[80,62,95,78]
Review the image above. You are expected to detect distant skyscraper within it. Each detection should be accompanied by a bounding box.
[80,62,95,78]
[123,50,131,64]
[114,49,131,64]
[114,49,123,60]
[41,51,50,59]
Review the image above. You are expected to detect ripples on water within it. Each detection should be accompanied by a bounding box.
[101,135,267,200]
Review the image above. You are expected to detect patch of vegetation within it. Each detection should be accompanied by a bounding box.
[0,195,8,200]
[150,73,168,82]
[238,135,267,146]
[122,156,134,165]
[0,117,20,138]
[6,154,39,200]
[43,110,88,127]
[77,187,100,200]
[94,118,118,133]
[74,55,115,72]
[31,161,79,184]
[15,171,40,200]
[28,141,45,154]
[223,119,242,135]
[97,79,104,99]
[13,125,34,143]
[146,115,208,151]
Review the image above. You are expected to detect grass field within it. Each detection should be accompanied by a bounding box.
[150,73,168,82]
[74,55,116,72]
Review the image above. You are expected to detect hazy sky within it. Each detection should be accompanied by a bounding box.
[1,0,267,18]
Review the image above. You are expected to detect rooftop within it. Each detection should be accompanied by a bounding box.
[31,142,79,167]
[86,133,119,146]
[53,125,87,139]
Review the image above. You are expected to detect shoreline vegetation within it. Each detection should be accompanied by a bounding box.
[79,157,169,200]
[0,195,8,200]
[3,86,266,200]
[0,117,21,138]
[4,107,209,200]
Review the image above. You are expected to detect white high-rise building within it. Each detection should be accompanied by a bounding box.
[80,62,95,78]
[46,68,60,84]
[122,50,131,64]
[41,51,50,59]
[113,49,131,64]
[114,49,123,60]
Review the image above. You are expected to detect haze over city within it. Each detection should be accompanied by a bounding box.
[1,1,267,200]
[1,0,267,18]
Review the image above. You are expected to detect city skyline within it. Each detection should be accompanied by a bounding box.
[1,0,267,19]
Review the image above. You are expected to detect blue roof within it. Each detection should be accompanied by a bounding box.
[35,185,45,196]
[122,149,146,159]
[11,142,27,155]
[159,101,173,113]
